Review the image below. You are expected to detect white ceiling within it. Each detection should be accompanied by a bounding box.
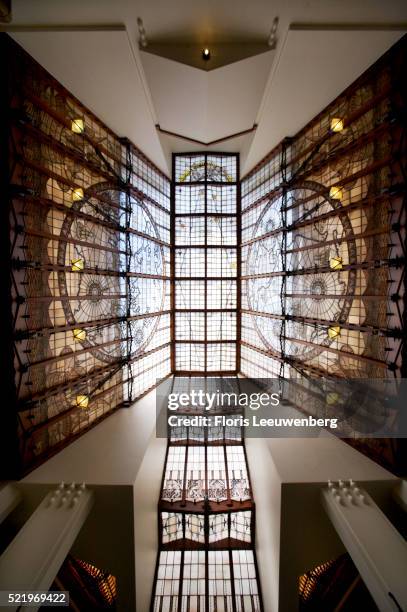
[141,49,274,142]
[8,0,407,175]
[243,28,405,173]
[11,29,168,173]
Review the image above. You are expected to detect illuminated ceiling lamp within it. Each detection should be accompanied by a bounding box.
[326,392,340,405]
[329,256,343,271]
[330,117,344,133]
[71,258,84,272]
[75,395,89,409]
[72,187,84,202]
[71,118,85,134]
[329,185,343,200]
[137,17,148,48]
[202,47,211,61]
[268,16,279,49]
[73,328,87,342]
[328,325,341,339]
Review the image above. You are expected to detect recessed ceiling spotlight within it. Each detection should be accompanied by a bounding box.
[202,48,211,61]
[268,16,279,49]
[137,17,148,48]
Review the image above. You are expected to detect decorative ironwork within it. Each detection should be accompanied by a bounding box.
[3,35,171,476]
[246,180,358,362]
[242,39,406,382]
[241,35,406,472]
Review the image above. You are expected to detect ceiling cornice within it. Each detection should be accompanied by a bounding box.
[156,123,257,146]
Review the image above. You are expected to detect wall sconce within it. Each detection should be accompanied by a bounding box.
[329,186,343,200]
[72,187,84,202]
[75,395,89,409]
[202,48,211,61]
[328,325,341,339]
[329,256,343,270]
[71,118,85,134]
[73,328,87,342]
[330,118,344,133]
[71,258,84,272]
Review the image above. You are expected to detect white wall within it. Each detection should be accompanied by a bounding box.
[23,389,159,486]
[263,436,398,484]
[246,435,398,612]
[20,388,166,611]
[134,435,167,612]
[246,437,282,612]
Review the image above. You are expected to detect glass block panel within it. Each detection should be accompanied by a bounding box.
[173,154,238,372]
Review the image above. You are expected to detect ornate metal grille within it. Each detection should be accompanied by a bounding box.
[2,35,171,476]
[240,37,406,471]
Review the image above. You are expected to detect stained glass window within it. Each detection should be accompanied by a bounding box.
[173,154,239,373]
[5,36,171,473]
[155,377,261,609]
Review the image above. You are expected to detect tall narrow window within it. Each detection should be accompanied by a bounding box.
[173,154,239,374]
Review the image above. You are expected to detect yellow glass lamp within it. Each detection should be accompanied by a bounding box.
[328,325,341,340]
[71,258,84,272]
[75,395,89,409]
[329,185,343,201]
[73,328,86,342]
[326,392,339,406]
[72,187,84,202]
[330,118,344,132]
[329,256,343,271]
[71,118,85,134]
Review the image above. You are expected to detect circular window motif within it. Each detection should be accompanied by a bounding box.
[246,180,357,361]
[57,182,166,363]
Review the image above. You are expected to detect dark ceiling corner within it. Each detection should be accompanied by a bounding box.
[0,0,11,24]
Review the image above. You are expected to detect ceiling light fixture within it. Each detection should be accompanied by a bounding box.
[75,395,89,409]
[268,17,279,49]
[329,256,343,271]
[71,258,84,272]
[71,118,84,134]
[137,17,148,48]
[72,187,84,202]
[329,185,343,200]
[202,48,211,61]
[328,325,341,340]
[330,118,344,133]
[73,328,87,342]
[326,392,340,405]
